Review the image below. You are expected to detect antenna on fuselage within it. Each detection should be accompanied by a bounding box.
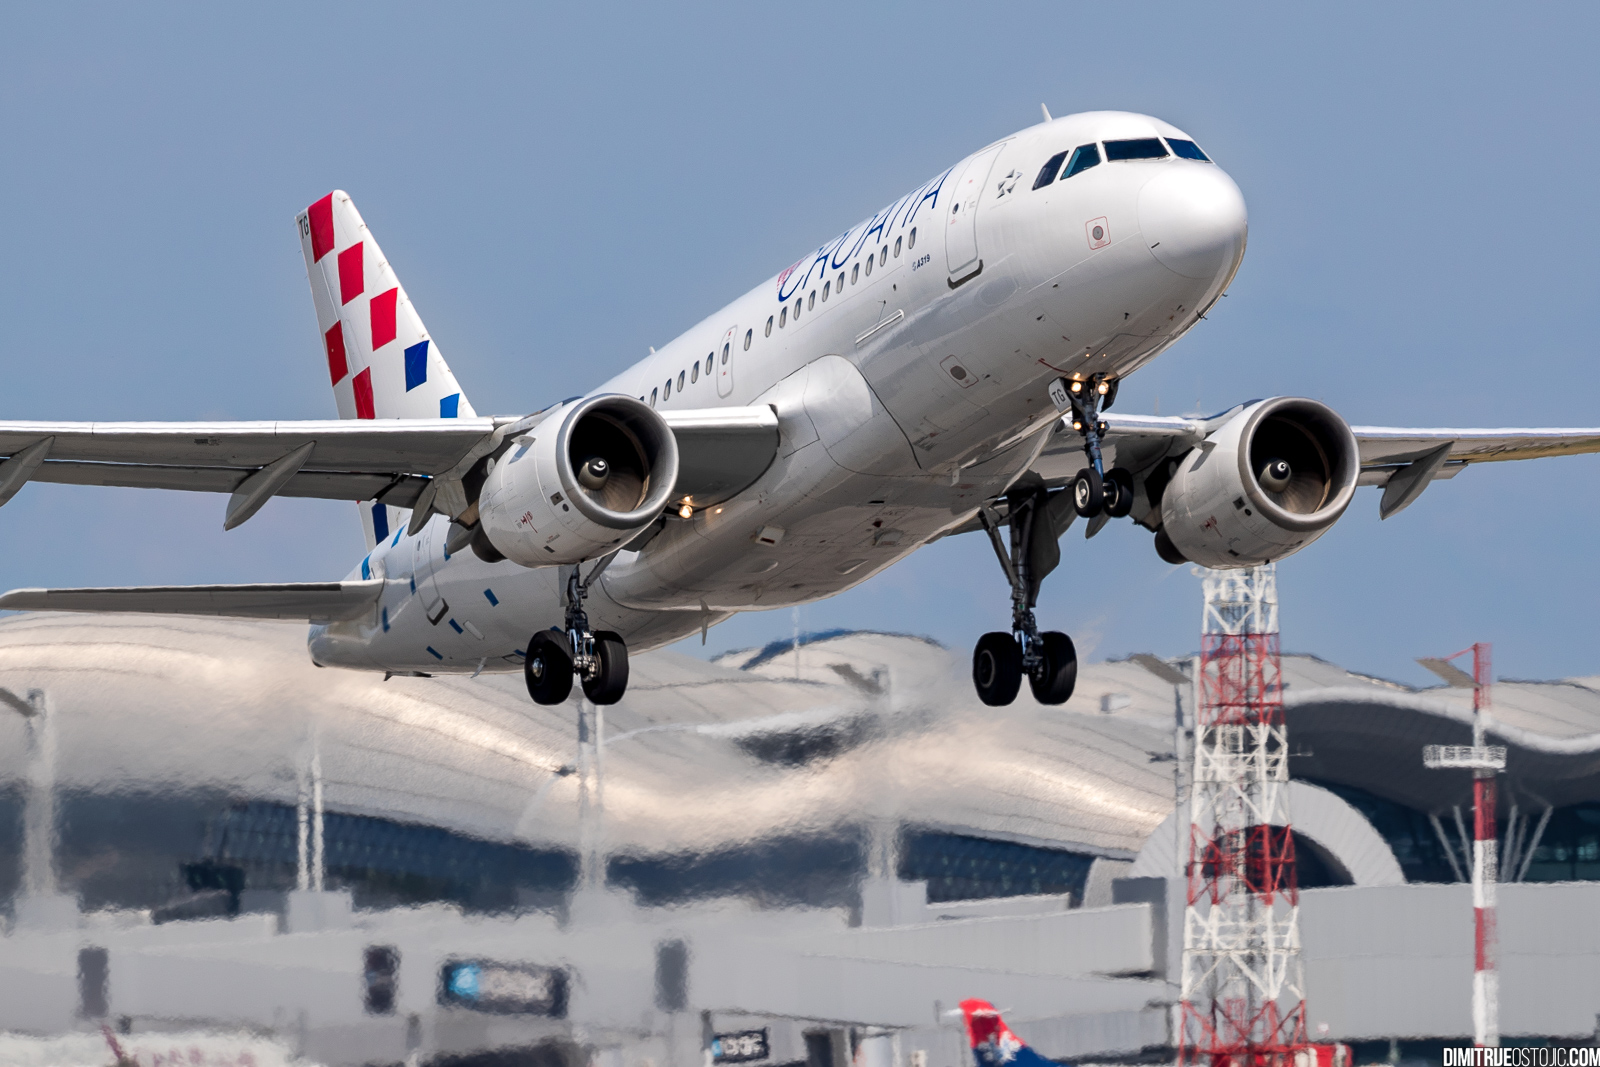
[1040,103,1052,123]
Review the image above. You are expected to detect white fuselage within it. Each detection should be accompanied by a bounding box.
[310,110,1247,673]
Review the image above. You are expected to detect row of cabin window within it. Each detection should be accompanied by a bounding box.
[769,226,917,333]
[642,226,921,407]
[646,348,719,405]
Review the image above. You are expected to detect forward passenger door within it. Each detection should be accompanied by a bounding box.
[944,144,1005,285]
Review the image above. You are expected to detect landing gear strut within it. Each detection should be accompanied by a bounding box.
[525,554,629,706]
[974,489,1078,706]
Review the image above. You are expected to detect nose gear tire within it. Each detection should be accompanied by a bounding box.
[972,631,1023,706]
[1072,469,1104,518]
[1029,630,1078,705]
[1104,468,1135,519]
[581,630,630,705]
[526,630,574,705]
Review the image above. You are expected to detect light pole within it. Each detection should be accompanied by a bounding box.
[0,687,58,901]
[1132,652,1194,884]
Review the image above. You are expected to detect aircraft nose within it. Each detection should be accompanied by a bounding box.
[1138,165,1248,280]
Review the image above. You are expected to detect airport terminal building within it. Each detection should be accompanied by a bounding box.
[1,613,1598,1064]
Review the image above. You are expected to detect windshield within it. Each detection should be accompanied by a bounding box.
[1166,137,1211,161]
[1102,137,1169,161]
[1062,143,1101,179]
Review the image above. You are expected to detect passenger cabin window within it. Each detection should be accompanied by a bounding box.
[878,247,888,267]
[779,306,787,327]
[743,328,752,350]
[1166,138,1211,161]
[893,236,902,257]
[1033,150,1069,189]
[836,271,844,291]
[765,315,773,336]
[864,255,873,277]
[650,387,658,407]
[808,290,816,310]
[677,370,686,390]
[705,353,714,375]
[663,379,671,400]
[822,280,830,301]
[851,263,859,284]
[1061,144,1100,179]
[1103,138,1168,161]
[908,227,916,249]
[691,362,699,383]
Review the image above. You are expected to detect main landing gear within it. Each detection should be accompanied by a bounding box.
[525,555,629,706]
[974,488,1078,706]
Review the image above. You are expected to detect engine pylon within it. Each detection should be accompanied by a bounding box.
[1179,564,1308,1065]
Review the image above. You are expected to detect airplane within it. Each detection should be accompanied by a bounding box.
[4,108,1600,709]
[957,999,1057,1067]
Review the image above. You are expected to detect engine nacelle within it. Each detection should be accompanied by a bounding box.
[479,394,679,567]
[1159,397,1359,568]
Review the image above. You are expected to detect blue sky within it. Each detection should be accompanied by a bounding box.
[1,3,1596,687]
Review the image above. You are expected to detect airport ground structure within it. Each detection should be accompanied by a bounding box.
[1,614,1599,1065]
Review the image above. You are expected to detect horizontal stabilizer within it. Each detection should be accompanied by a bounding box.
[0,580,383,622]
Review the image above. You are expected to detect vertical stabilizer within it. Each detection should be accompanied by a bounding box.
[297,191,479,547]
[959,1000,1061,1067]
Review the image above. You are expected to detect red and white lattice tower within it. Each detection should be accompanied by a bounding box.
[1180,564,1307,1066]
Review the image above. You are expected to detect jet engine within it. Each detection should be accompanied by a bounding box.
[1158,397,1359,568]
[478,394,679,567]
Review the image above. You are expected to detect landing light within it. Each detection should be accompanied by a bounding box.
[1096,381,1110,396]
[679,501,694,519]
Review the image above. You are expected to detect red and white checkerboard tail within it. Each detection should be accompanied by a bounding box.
[297,191,479,548]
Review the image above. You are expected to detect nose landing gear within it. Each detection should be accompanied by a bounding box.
[973,488,1078,706]
[1057,375,1134,521]
[524,554,630,706]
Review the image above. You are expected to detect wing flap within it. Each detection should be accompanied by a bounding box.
[1352,426,1600,466]
[0,418,497,472]
[28,461,429,507]
[0,580,383,622]
[661,406,780,507]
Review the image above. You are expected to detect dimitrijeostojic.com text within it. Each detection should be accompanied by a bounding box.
[1445,1050,1600,1066]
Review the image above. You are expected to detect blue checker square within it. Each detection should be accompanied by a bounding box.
[404,340,430,392]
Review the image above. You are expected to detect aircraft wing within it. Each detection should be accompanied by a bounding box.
[1030,413,1600,517]
[0,580,383,621]
[0,406,779,527]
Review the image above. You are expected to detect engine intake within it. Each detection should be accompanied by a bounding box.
[479,394,679,567]
[1159,397,1359,568]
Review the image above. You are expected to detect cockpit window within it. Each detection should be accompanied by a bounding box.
[1061,143,1100,180]
[1166,138,1211,162]
[1103,138,1169,161]
[1033,151,1069,190]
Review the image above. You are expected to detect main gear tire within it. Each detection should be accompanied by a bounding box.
[1029,631,1078,705]
[972,631,1024,706]
[1154,527,1188,565]
[581,630,630,705]
[525,630,574,705]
